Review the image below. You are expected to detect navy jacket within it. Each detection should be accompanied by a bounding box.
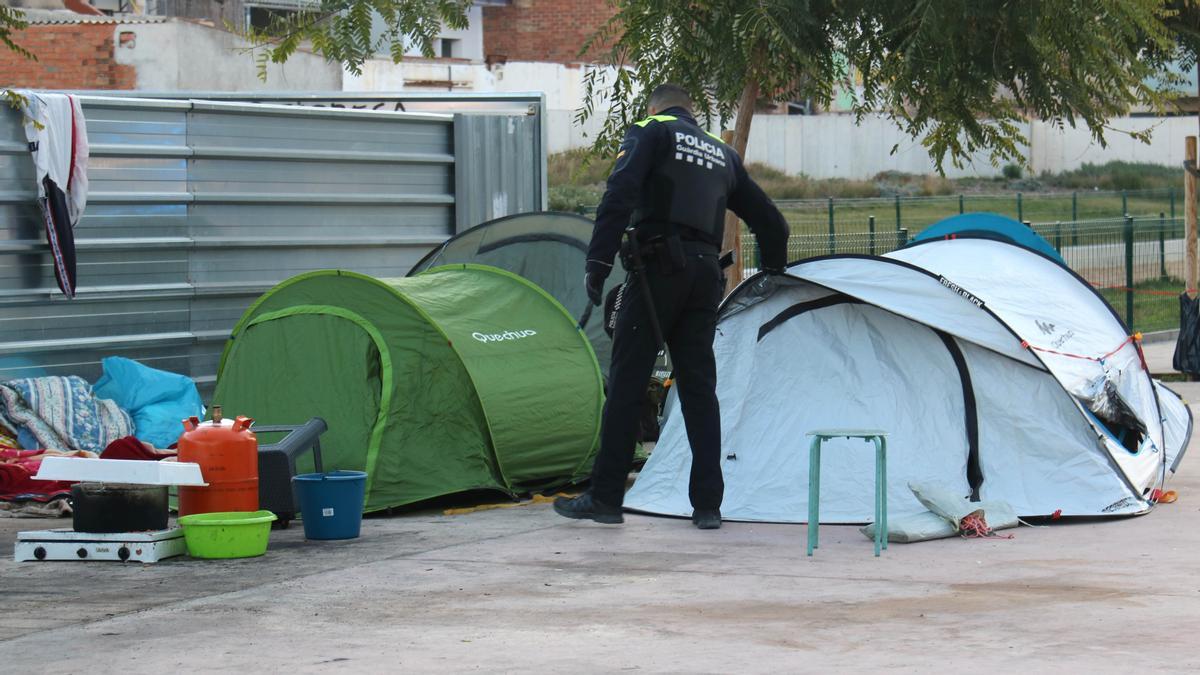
[586,107,790,279]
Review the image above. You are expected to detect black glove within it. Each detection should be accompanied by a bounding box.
[585,272,605,306]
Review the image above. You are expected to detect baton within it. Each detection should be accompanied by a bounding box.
[625,228,666,352]
[577,301,594,331]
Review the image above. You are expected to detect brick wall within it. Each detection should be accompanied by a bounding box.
[482,0,617,64]
[0,25,136,90]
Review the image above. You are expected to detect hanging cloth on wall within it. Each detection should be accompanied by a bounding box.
[16,91,89,298]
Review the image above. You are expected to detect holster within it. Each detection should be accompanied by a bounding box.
[620,224,688,276]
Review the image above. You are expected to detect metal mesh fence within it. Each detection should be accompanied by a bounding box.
[770,188,1179,236]
[1030,216,1183,333]
[739,227,909,274]
[579,189,1178,233]
[740,215,1185,334]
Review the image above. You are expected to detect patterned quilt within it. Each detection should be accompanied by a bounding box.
[0,376,133,453]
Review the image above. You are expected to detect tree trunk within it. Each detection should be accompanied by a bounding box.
[1187,136,1197,297]
[722,79,760,295]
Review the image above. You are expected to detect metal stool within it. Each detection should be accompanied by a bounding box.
[805,429,888,557]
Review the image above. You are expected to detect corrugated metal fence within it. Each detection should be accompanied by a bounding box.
[0,95,543,394]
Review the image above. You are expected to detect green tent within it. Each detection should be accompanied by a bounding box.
[213,265,603,512]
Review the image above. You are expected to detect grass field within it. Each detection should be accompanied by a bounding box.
[776,191,1177,236]
[549,153,1186,235]
[1098,277,1183,334]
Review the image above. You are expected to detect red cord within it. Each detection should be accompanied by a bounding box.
[960,513,1015,539]
[1020,334,1138,363]
[1088,282,1198,296]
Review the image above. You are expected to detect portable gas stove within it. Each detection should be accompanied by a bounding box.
[14,527,186,563]
[13,456,206,564]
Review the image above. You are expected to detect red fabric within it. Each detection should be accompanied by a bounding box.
[0,447,47,472]
[0,462,37,492]
[1,440,174,503]
[67,94,77,188]
[0,446,78,500]
[0,460,72,500]
[100,436,175,461]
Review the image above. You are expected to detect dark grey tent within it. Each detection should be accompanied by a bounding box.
[409,212,626,374]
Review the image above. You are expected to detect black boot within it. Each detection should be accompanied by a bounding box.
[692,509,721,530]
[553,491,624,524]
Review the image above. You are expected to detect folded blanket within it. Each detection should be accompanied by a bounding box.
[0,375,133,453]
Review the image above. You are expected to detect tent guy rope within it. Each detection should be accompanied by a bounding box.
[1020,333,1142,364]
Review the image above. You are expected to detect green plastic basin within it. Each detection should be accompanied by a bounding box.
[177,510,277,559]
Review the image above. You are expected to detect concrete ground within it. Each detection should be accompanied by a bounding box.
[1,390,1198,672]
[1143,335,1181,376]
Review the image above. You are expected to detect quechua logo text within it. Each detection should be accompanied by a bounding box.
[471,329,538,343]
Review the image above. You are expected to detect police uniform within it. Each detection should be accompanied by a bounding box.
[566,106,789,522]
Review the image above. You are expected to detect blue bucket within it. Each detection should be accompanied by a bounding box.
[292,470,367,540]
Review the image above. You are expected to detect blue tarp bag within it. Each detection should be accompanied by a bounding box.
[93,357,204,448]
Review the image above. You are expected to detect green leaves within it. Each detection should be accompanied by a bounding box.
[842,0,1194,170]
[1,6,34,61]
[582,0,1200,172]
[580,1,846,156]
[242,0,471,78]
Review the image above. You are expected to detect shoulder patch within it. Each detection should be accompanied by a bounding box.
[612,135,639,172]
[634,114,678,128]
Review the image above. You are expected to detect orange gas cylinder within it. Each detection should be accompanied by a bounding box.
[177,406,259,517]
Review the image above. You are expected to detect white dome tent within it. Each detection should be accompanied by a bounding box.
[625,236,1191,523]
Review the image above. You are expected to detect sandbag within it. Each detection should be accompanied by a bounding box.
[93,357,203,448]
[910,481,1018,533]
[861,483,1019,543]
[976,500,1018,531]
[910,481,982,529]
[861,511,957,543]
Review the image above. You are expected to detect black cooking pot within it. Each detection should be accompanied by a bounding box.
[71,483,168,533]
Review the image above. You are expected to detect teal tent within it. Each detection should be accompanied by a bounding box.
[912,213,1067,265]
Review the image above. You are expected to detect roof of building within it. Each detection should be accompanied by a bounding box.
[15,9,171,25]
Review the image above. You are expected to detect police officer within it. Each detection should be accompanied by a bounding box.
[554,84,789,529]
